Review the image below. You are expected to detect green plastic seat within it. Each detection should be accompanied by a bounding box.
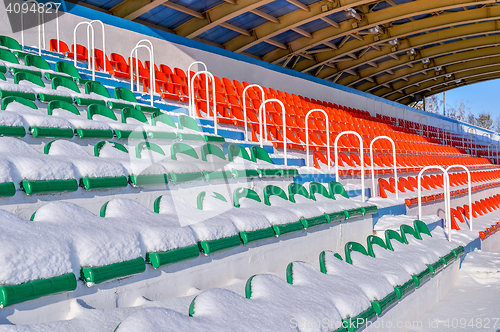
[171,142,198,160]
[309,182,333,200]
[400,224,422,243]
[0,182,16,197]
[73,82,107,106]
[94,141,128,157]
[0,96,29,137]
[148,111,177,140]
[249,146,281,178]
[263,185,303,236]
[201,143,226,161]
[0,273,77,308]
[14,72,72,103]
[52,76,80,93]
[80,257,146,286]
[21,179,79,195]
[198,235,241,255]
[285,261,376,332]
[0,35,22,51]
[47,100,80,116]
[0,65,6,74]
[319,251,398,317]
[0,48,19,65]
[146,246,200,268]
[86,81,110,98]
[24,55,64,81]
[1,96,37,110]
[0,70,36,100]
[87,104,117,121]
[121,107,148,125]
[232,188,275,243]
[196,191,228,210]
[177,114,225,143]
[288,183,309,203]
[328,181,349,198]
[227,144,252,162]
[413,219,432,238]
[55,61,92,85]
[136,141,165,159]
[113,86,159,113]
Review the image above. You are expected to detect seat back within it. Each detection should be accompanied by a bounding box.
[400,224,422,243]
[24,55,51,70]
[121,107,148,124]
[1,96,37,110]
[196,191,227,210]
[47,100,80,116]
[288,183,309,203]
[94,141,128,157]
[50,39,70,53]
[385,229,406,251]
[151,111,176,128]
[250,146,274,164]
[0,35,22,50]
[344,241,369,264]
[178,114,201,132]
[0,49,19,64]
[114,87,138,103]
[263,185,288,206]
[55,61,82,79]
[309,182,332,201]
[201,143,226,161]
[52,76,80,93]
[13,72,44,87]
[85,81,111,98]
[136,142,164,159]
[170,142,198,160]
[233,187,261,208]
[227,144,251,162]
[366,235,388,258]
[328,181,349,198]
[413,219,432,238]
[87,104,117,121]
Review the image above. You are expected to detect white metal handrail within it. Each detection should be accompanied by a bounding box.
[334,131,365,201]
[446,165,472,231]
[21,0,42,54]
[187,61,208,117]
[88,20,106,73]
[242,84,265,142]
[462,133,476,155]
[191,71,217,135]
[258,99,287,165]
[488,143,499,164]
[370,136,397,200]
[129,44,154,106]
[73,22,95,81]
[438,124,451,145]
[417,166,451,241]
[305,109,330,169]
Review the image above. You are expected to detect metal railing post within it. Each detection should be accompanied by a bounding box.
[446,165,472,231]
[305,109,330,169]
[242,84,265,142]
[187,61,207,117]
[258,99,287,165]
[334,131,365,201]
[191,71,217,135]
[370,136,397,200]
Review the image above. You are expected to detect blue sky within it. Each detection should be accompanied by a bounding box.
[430,79,500,117]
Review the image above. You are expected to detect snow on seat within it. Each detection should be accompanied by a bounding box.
[13,71,73,104]
[168,142,205,183]
[199,189,274,244]
[400,222,458,265]
[250,146,299,178]
[44,140,129,190]
[413,219,465,258]
[329,181,378,216]
[344,241,416,299]
[286,183,332,227]
[0,209,76,307]
[177,114,225,143]
[0,137,78,194]
[385,229,444,275]
[153,194,240,255]
[233,187,298,240]
[1,96,74,138]
[88,103,146,140]
[47,100,114,139]
[0,49,43,84]
[200,143,233,181]
[308,182,349,221]
[285,261,376,331]
[366,234,432,287]
[148,111,178,140]
[319,250,398,316]
[96,141,169,187]
[0,62,36,101]
[225,143,260,179]
[265,184,332,234]
[32,201,145,286]
[0,83,26,137]
[100,198,198,268]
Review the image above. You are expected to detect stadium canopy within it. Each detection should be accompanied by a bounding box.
[70,0,500,105]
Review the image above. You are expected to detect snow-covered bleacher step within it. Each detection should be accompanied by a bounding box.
[0,182,378,311]
[109,221,464,332]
